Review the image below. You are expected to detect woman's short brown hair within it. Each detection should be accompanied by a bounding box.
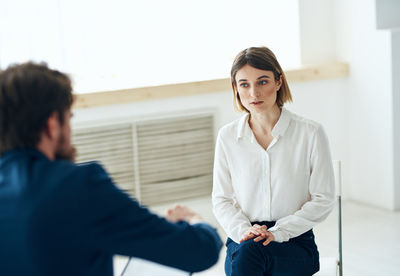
[230,46,292,112]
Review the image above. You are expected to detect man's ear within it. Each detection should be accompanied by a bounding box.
[44,112,61,140]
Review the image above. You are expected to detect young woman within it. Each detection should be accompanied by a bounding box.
[212,46,335,276]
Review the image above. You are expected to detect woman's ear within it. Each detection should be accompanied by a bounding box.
[276,75,283,91]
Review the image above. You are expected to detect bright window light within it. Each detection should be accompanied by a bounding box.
[0,0,300,93]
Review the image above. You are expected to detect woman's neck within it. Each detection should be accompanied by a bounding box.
[249,104,282,134]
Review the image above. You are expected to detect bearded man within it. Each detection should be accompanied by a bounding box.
[0,62,221,276]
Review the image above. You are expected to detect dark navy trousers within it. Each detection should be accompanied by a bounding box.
[225,222,319,276]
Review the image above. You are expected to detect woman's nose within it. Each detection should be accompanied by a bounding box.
[249,87,259,97]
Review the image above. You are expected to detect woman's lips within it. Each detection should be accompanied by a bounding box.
[250,101,264,105]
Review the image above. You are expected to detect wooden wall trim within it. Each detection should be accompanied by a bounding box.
[74,62,349,109]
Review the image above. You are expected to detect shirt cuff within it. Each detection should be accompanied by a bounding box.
[268,228,289,243]
[229,225,251,244]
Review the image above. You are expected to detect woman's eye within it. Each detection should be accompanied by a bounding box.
[259,80,267,85]
[240,83,249,88]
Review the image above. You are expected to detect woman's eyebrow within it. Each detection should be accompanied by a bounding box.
[257,75,271,79]
[238,75,271,82]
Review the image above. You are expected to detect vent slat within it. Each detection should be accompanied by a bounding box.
[139,141,212,159]
[139,151,213,167]
[76,154,133,165]
[76,150,132,159]
[74,129,131,139]
[138,122,213,136]
[137,116,212,133]
[139,158,212,174]
[74,138,132,148]
[72,113,214,205]
[138,132,213,148]
[141,174,212,190]
[141,175,212,205]
[74,123,132,134]
[140,165,212,184]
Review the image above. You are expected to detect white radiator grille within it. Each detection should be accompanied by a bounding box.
[72,123,136,193]
[72,113,214,205]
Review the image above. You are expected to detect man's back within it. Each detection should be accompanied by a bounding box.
[0,149,222,276]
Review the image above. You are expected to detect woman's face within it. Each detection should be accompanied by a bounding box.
[235,64,281,113]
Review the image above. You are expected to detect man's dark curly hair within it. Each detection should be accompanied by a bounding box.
[0,62,74,155]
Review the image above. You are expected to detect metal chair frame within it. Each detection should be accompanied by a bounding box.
[333,160,343,276]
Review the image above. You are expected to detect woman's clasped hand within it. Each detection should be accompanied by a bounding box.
[239,224,275,246]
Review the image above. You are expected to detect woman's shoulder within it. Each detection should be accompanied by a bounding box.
[217,113,248,138]
[285,109,323,133]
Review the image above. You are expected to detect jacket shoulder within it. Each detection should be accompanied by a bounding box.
[43,160,109,187]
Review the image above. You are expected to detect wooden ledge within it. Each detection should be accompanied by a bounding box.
[73,62,349,109]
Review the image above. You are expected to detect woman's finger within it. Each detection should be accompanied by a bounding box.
[254,224,266,229]
[253,235,265,242]
[240,232,255,242]
[252,229,269,242]
[251,230,265,237]
[263,233,275,246]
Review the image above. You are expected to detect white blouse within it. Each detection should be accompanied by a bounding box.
[212,108,335,243]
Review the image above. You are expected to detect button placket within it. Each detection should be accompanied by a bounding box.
[265,137,278,220]
[264,151,272,219]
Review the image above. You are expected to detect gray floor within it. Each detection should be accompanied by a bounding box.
[114,196,400,276]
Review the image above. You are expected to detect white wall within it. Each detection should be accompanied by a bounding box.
[288,79,348,171]
[73,0,400,211]
[299,0,336,64]
[72,91,241,140]
[0,0,301,92]
[300,0,398,210]
[73,80,347,142]
[376,0,400,29]
[72,77,348,194]
[376,0,400,212]
[392,30,400,210]
[333,0,395,210]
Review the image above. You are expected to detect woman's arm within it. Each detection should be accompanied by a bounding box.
[212,132,253,243]
[268,125,336,242]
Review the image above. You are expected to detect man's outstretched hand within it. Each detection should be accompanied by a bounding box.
[166,205,203,225]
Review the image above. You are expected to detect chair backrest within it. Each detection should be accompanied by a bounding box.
[332,160,343,276]
[315,160,344,276]
[333,160,342,196]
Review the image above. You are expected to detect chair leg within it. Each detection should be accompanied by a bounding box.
[338,195,343,276]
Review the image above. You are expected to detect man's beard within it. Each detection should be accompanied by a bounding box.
[54,133,77,162]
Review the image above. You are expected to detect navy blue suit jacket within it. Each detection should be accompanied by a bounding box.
[0,149,222,276]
